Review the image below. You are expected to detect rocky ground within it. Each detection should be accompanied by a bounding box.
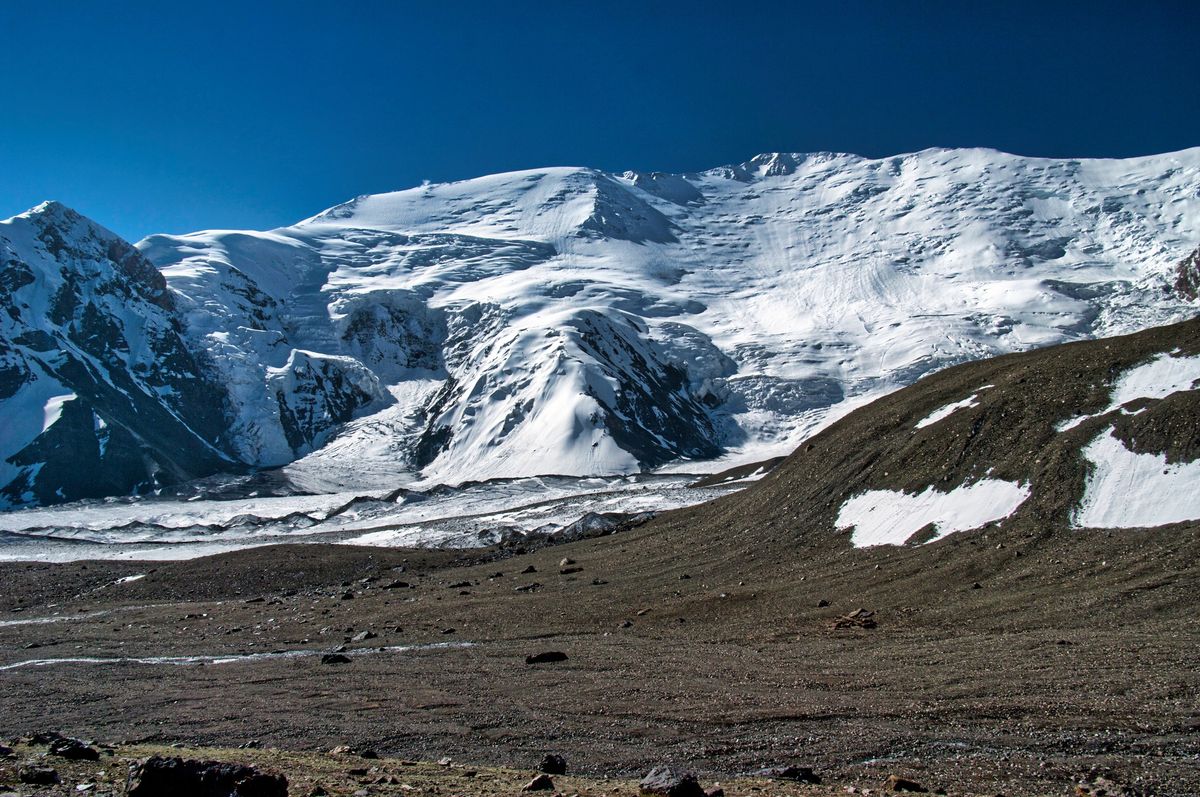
[0,531,1196,796]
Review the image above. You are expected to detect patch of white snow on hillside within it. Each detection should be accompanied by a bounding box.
[41,393,76,432]
[1074,430,1200,528]
[1109,351,1200,408]
[1056,351,1200,432]
[837,479,1031,548]
[915,390,987,429]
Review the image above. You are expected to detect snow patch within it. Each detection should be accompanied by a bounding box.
[41,393,76,432]
[837,479,1031,547]
[1074,430,1200,528]
[915,389,988,429]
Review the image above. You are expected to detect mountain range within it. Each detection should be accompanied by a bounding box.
[2,147,1198,508]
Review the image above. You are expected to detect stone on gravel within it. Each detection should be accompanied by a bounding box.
[18,766,60,785]
[127,756,287,797]
[350,631,377,643]
[49,736,101,761]
[884,774,927,792]
[539,753,567,774]
[559,558,575,566]
[0,744,13,758]
[523,774,556,791]
[704,788,724,797]
[639,766,706,797]
[525,651,568,664]
[752,765,821,784]
[321,653,352,665]
[832,608,877,629]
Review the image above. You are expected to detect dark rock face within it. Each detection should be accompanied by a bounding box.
[1173,245,1200,300]
[271,350,390,455]
[0,202,239,508]
[126,756,288,797]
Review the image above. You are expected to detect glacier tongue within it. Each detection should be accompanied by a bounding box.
[130,148,1200,490]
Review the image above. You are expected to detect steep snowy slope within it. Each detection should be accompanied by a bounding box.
[138,148,1200,489]
[0,203,238,507]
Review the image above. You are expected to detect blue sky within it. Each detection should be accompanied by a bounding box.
[2,1,1196,241]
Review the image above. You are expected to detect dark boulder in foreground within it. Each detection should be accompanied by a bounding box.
[127,756,288,797]
[19,766,61,785]
[639,766,706,797]
[525,651,568,664]
[49,735,101,761]
[538,753,567,774]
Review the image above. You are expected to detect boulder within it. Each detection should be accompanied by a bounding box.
[884,774,927,792]
[126,756,287,797]
[18,766,60,785]
[525,651,568,664]
[522,774,555,791]
[538,753,567,774]
[49,736,100,761]
[639,766,706,797]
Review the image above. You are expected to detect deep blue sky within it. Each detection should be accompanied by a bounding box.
[2,1,1197,241]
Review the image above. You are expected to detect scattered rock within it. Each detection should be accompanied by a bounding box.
[884,774,927,792]
[49,736,101,761]
[359,749,379,760]
[441,628,456,635]
[618,620,633,628]
[127,757,287,797]
[639,766,705,797]
[526,651,569,664]
[515,583,542,593]
[329,746,355,755]
[539,753,567,774]
[679,573,691,580]
[521,565,537,574]
[351,631,377,643]
[817,599,830,608]
[308,787,329,797]
[559,558,576,566]
[382,580,410,590]
[0,744,12,758]
[523,773,556,791]
[18,767,60,786]
[832,608,877,630]
[340,591,355,600]
[636,608,651,616]
[705,788,724,797]
[321,653,352,665]
[560,567,584,575]
[752,765,821,784]
[449,581,472,589]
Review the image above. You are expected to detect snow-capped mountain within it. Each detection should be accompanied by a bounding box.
[3,147,1199,507]
[0,203,238,507]
[140,148,1200,489]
